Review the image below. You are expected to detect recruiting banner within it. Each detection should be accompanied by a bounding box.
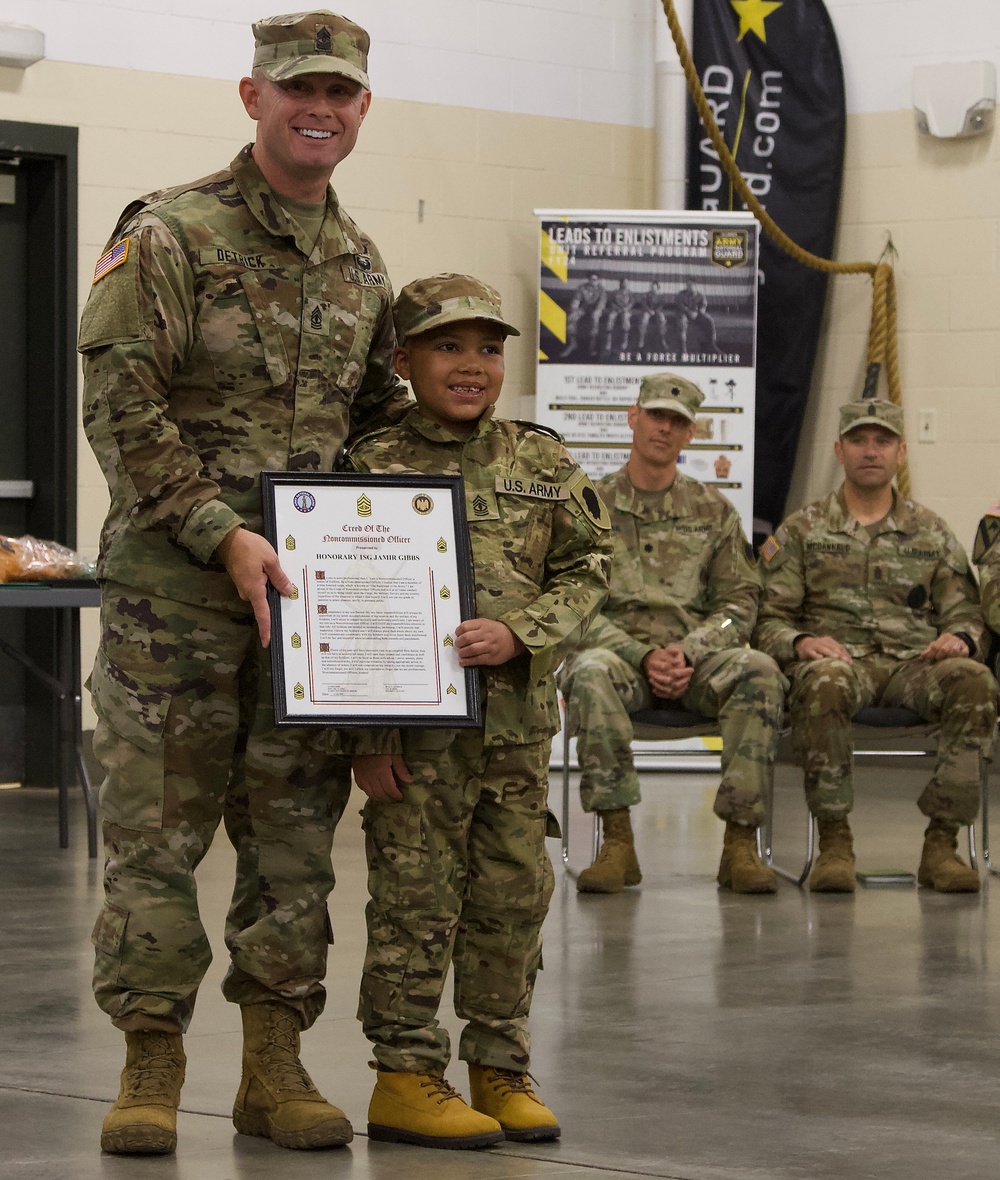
[535,209,758,534]
[686,0,846,537]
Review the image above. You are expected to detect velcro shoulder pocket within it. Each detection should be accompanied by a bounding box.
[78,233,150,352]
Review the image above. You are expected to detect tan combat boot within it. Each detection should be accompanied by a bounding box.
[367,1064,504,1149]
[717,820,778,894]
[918,820,981,893]
[468,1065,560,1142]
[233,1002,352,1149]
[101,1030,186,1155]
[807,815,856,893]
[576,807,642,894]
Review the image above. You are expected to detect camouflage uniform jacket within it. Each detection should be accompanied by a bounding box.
[755,487,985,669]
[973,507,1000,636]
[575,466,760,670]
[348,408,611,745]
[79,144,410,612]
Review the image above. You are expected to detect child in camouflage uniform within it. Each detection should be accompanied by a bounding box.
[347,273,611,1149]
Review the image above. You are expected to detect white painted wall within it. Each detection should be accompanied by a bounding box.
[1,0,997,122]
[0,0,655,125]
[826,0,1000,114]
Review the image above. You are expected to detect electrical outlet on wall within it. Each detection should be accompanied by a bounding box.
[918,409,936,443]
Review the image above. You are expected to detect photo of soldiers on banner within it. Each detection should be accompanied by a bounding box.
[538,221,755,367]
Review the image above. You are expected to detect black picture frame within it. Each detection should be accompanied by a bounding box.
[261,471,481,728]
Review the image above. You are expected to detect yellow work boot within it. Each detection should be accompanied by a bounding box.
[233,1002,352,1149]
[918,821,981,893]
[717,821,778,894]
[101,1030,185,1155]
[576,808,642,894]
[468,1065,561,1142]
[367,1064,504,1149]
[807,815,856,893]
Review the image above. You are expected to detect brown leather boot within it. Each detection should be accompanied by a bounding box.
[233,1002,352,1149]
[807,815,856,893]
[717,821,778,894]
[918,820,981,892]
[101,1030,185,1155]
[576,808,642,894]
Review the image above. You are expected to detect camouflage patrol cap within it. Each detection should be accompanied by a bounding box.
[636,372,704,423]
[252,11,370,89]
[394,273,521,342]
[839,397,904,438]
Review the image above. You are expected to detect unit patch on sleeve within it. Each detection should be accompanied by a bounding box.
[973,513,1000,563]
[565,469,610,531]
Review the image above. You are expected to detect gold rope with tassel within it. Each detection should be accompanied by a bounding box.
[658,0,909,494]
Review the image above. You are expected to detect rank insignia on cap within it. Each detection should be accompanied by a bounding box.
[760,535,780,562]
[315,26,332,52]
[93,238,129,284]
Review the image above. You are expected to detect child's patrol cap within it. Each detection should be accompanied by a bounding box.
[252,11,370,90]
[393,273,521,342]
[838,397,904,438]
[636,372,704,423]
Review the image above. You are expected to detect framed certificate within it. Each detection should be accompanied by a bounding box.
[261,472,481,728]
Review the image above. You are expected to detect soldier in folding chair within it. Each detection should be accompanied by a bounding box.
[557,373,786,895]
[755,397,996,893]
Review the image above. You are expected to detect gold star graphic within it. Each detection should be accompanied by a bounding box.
[730,0,783,42]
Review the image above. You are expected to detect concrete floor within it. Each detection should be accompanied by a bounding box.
[3,756,1000,1180]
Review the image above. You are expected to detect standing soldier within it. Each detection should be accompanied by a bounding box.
[349,273,611,1148]
[558,373,785,895]
[79,11,410,1156]
[755,399,996,893]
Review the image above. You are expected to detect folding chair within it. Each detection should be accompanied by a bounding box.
[977,736,1000,878]
[559,706,721,876]
[763,706,979,886]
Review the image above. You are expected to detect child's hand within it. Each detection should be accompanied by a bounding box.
[455,618,526,666]
[352,754,413,801]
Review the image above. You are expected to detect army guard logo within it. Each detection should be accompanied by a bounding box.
[293,491,316,513]
[412,494,433,515]
[710,228,749,269]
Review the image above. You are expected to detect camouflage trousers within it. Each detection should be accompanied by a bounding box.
[558,646,786,826]
[786,653,998,823]
[359,731,554,1074]
[89,583,351,1034]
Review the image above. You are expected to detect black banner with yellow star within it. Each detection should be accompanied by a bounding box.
[686,0,845,539]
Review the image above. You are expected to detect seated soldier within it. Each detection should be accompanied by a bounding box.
[558,373,786,895]
[973,505,1000,665]
[755,397,997,893]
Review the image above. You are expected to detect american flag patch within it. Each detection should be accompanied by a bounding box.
[93,238,129,284]
[760,535,780,562]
